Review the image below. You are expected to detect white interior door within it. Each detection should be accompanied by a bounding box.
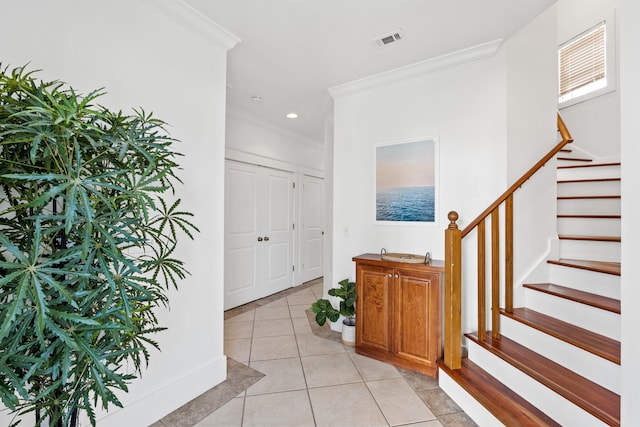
[224,160,293,309]
[301,174,325,283]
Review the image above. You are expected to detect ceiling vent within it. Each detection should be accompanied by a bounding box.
[373,30,403,47]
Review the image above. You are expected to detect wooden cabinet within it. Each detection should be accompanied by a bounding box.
[353,253,443,377]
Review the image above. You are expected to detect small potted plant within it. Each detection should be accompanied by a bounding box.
[311,278,357,346]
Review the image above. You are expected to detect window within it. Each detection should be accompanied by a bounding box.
[559,21,612,105]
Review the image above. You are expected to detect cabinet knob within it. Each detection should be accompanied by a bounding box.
[264,236,270,241]
[388,273,392,278]
[394,274,399,278]
[257,237,263,242]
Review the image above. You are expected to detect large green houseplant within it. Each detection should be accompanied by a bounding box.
[0,65,198,426]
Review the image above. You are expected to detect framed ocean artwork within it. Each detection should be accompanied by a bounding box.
[374,137,438,224]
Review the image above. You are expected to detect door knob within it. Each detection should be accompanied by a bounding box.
[264,236,270,241]
[257,237,263,242]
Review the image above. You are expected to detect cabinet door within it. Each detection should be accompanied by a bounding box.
[356,264,392,354]
[393,269,441,372]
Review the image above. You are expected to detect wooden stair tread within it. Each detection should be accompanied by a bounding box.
[557,214,621,219]
[466,333,620,426]
[558,162,621,170]
[559,148,572,153]
[501,307,620,363]
[437,358,561,427]
[558,234,621,242]
[524,282,620,314]
[557,195,620,199]
[547,258,621,276]
[557,157,592,162]
[558,177,621,184]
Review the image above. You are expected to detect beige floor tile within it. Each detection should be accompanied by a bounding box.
[416,388,463,416]
[402,421,444,427]
[243,390,315,427]
[224,339,251,364]
[437,412,478,427]
[252,318,294,337]
[301,353,361,388]
[292,317,313,335]
[367,377,436,426]
[194,396,244,427]
[259,297,288,308]
[247,357,306,395]
[254,304,291,320]
[289,304,310,318]
[250,335,299,361]
[349,352,402,381]
[296,333,347,357]
[224,321,253,340]
[308,382,388,427]
[287,292,317,306]
[311,283,324,297]
[225,309,256,323]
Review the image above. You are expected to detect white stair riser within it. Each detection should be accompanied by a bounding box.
[557,217,621,237]
[467,340,609,426]
[523,289,620,340]
[557,180,620,197]
[548,264,620,299]
[559,239,620,262]
[501,316,620,393]
[557,165,620,181]
[438,371,504,427]
[557,198,621,216]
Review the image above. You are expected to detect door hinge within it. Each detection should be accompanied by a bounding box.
[293,182,296,189]
[292,223,295,230]
[292,265,295,272]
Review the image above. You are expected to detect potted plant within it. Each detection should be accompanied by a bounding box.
[311,278,357,346]
[0,65,198,426]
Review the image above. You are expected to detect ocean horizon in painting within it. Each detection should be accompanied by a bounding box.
[376,186,435,222]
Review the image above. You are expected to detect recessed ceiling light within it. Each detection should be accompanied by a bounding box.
[286,113,298,119]
[251,96,263,103]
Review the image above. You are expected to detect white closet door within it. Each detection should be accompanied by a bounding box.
[224,160,293,309]
[301,174,325,283]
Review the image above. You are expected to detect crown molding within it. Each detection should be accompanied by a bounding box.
[226,106,324,148]
[144,0,241,51]
[329,39,503,98]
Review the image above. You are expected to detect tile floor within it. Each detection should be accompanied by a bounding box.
[152,279,476,427]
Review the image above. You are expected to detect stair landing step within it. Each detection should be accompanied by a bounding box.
[438,358,561,427]
[557,195,620,200]
[466,333,620,426]
[558,177,621,184]
[558,214,621,219]
[500,307,620,364]
[557,157,592,162]
[547,258,621,276]
[559,234,621,242]
[558,162,621,170]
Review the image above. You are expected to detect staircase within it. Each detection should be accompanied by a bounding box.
[438,120,621,426]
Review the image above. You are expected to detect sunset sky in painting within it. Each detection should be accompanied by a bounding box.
[376,139,436,190]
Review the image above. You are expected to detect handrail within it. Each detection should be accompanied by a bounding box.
[443,113,573,370]
[461,114,573,237]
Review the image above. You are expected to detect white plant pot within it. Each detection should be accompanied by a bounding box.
[341,318,356,346]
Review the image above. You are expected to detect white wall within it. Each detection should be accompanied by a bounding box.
[619,0,640,422]
[558,0,620,160]
[330,43,508,332]
[0,0,237,425]
[505,6,559,305]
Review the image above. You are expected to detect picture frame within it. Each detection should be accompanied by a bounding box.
[374,137,438,225]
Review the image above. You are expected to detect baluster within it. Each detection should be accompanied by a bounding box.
[477,220,486,341]
[444,211,462,369]
[505,193,514,313]
[491,208,500,339]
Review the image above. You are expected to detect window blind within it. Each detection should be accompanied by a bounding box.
[559,23,606,97]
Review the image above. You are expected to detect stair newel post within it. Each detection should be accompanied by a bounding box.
[444,211,462,369]
[491,207,501,339]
